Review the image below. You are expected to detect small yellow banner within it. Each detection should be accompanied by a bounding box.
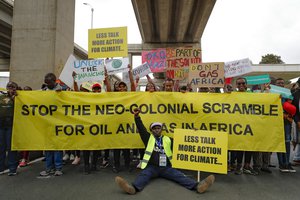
[88,27,128,58]
[172,129,228,174]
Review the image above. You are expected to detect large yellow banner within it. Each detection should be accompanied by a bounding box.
[172,129,228,174]
[12,91,285,152]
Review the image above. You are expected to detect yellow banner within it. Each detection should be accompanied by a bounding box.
[12,91,285,152]
[88,27,128,58]
[172,129,228,174]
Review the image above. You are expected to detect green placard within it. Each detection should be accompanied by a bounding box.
[244,74,270,85]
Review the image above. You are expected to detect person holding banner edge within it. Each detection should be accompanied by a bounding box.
[39,73,64,177]
[112,64,135,173]
[115,108,215,195]
[0,81,19,176]
[234,77,259,175]
[275,78,296,173]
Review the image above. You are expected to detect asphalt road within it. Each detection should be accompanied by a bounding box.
[1,153,300,200]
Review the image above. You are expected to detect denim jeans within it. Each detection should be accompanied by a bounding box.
[45,151,63,171]
[0,126,18,173]
[132,165,198,191]
[292,120,300,161]
[293,144,300,161]
[277,122,292,167]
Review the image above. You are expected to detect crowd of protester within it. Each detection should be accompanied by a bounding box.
[1,68,300,184]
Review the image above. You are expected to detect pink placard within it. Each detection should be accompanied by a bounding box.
[142,48,166,73]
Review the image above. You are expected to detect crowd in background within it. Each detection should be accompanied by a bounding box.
[1,67,300,179]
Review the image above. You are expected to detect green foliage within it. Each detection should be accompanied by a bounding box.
[259,54,285,64]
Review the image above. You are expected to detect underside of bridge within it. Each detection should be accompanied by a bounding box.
[131,0,216,79]
[132,0,216,45]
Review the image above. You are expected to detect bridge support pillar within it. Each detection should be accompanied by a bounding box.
[10,0,75,89]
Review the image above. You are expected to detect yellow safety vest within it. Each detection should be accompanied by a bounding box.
[141,135,172,169]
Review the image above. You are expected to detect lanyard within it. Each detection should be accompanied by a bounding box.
[155,137,164,152]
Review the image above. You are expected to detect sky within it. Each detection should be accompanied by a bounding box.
[1,0,299,77]
[74,0,300,65]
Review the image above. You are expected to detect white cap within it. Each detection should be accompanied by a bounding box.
[150,122,162,129]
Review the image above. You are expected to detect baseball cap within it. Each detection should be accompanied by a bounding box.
[92,83,101,89]
[150,122,163,129]
[283,102,296,116]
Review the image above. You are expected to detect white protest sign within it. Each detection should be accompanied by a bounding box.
[224,58,252,78]
[59,54,77,89]
[73,59,105,83]
[59,55,105,89]
[123,62,152,83]
[189,62,225,88]
[106,57,129,75]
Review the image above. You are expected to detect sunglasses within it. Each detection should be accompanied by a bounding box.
[237,82,246,85]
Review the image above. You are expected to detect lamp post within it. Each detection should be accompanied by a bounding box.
[83,2,94,29]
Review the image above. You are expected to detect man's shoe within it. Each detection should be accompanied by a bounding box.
[253,167,260,175]
[261,167,272,173]
[196,175,215,194]
[72,157,80,165]
[39,169,55,176]
[227,164,231,172]
[0,170,5,175]
[54,170,63,176]
[112,167,120,173]
[132,155,138,162]
[230,164,237,171]
[279,166,289,173]
[70,154,75,161]
[136,161,142,169]
[243,167,257,175]
[19,159,27,167]
[115,176,136,195]
[63,154,70,161]
[234,168,242,175]
[8,172,17,176]
[288,165,296,173]
[100,160,109,168]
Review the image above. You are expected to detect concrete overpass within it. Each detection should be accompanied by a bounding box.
[132,0,216,45]
[0,0,299,88]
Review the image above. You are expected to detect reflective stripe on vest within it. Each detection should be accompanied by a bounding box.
[141,135,172,169]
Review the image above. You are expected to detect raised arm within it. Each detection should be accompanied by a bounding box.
[128,64,136,91]
[103,67,111,92]
[72,71,79,92]
[133,108,150,145]
[146,75,154,84]
[135,75,140,89]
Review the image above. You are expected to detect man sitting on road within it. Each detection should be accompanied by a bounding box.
[115,108,215,195]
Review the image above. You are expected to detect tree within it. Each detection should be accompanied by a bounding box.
[259,54,285,64]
